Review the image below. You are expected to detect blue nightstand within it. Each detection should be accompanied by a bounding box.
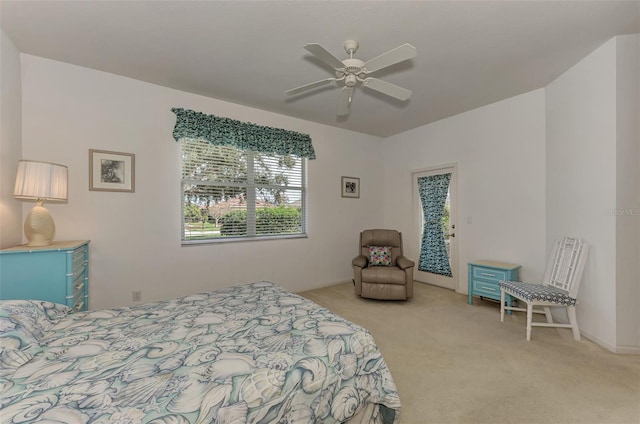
[468,260,520,314]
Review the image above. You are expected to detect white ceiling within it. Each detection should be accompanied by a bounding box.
[1,1,638,137]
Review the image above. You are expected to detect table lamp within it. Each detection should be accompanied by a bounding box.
[13,160,68,247]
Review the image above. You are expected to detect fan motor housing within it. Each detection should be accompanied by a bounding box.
[338,58,366,80]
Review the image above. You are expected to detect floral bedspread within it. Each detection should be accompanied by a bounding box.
[0,281,400,423]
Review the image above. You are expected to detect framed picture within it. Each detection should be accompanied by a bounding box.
[341,176,360,198]
[89,149,135,192]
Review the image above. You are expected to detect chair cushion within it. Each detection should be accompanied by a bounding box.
[362,266,406,284]
[368,245,393,266]
[500,281,576,306]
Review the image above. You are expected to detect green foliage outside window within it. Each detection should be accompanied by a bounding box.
[220,207,301,237]
[184,204,205,223]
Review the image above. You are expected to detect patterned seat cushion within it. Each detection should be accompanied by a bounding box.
[499,281,576,306]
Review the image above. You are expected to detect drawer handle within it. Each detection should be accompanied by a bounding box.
[480,272,496,277]
[480,286,497,292]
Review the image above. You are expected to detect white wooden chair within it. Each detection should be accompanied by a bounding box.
[499,237,589,341]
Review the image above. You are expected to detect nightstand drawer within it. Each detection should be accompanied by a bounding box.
[472,279,501,299]
[472,267,507,283]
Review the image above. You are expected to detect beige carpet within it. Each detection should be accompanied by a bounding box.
[300,282,640,424]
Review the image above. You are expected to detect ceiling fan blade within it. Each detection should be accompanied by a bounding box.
[362,78,412,101]
[285,78,336,95]
[363,43,417,74]
[337,86,354,116]
[304,43,345,70]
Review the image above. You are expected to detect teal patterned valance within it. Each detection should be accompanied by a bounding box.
[171,108,316,159]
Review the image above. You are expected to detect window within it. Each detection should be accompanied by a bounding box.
[181,138,306,242]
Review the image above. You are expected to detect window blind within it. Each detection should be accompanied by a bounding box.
[181,139,306,242]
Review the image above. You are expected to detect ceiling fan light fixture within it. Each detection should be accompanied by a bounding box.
[286,40,417,116]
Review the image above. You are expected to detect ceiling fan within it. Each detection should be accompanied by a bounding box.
[286,40,417,116]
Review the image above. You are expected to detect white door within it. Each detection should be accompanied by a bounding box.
[410,165,458,291]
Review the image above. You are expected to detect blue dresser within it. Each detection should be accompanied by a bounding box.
[0,240,90,312]
[468,260,520,313]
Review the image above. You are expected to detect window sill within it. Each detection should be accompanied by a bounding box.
[181,233,308,246]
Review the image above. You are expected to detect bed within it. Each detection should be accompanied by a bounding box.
[0,281,400,423]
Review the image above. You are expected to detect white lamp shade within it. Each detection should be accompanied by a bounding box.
[14,160,68,201]
[14,160,68,247]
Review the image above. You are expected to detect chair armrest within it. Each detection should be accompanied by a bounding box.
[352,255,368,268]
[396,256,415,270]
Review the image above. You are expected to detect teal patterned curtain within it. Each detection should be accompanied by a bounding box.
[418,173,452,277]
[171,108,316,159]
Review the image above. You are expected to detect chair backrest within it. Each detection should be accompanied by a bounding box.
[360,229,404,263]
[542,237,589,298]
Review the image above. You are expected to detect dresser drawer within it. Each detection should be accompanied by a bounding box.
[72,277,85,303]
[72,246,88,269]
[472,267,507,283]
[72,258,87,280]
[72,299,86,313]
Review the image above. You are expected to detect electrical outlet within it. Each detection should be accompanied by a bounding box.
[132,291,142,302]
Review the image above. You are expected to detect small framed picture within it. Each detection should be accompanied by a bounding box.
[341,176,360,198]
[89,149,135,192]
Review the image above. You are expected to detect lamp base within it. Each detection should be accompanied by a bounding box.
[24,202,55,247]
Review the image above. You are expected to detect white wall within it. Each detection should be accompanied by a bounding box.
[546,39,617,349]
[614,35,640,351]
[545,36,639,352]
[0,30,23,248]
[20,55,384,310]
[12,34,640,352]
[381,89,547,291]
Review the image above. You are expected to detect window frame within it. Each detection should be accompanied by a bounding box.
[180,141,308,245]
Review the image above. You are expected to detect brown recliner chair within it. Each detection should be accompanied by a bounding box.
[352,229,415,300]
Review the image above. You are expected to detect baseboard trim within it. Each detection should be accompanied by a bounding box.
[579,329,640,355]
[579,330,617,353]
[612,345,640,355]
[549,311,639,355]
